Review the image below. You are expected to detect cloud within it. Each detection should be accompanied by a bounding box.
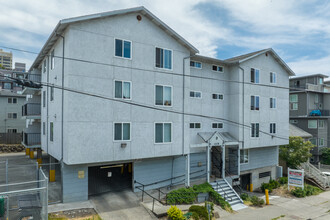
[288,56,330,76]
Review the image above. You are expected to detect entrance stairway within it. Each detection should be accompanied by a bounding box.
[299,162,330,190]
[210,179,246,211]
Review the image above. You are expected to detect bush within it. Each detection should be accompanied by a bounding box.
[192,182,213,193]
[291,188,306,198]
[261,179,281,193]
[278,177,288,185]
[167,187,197,204]
[189,205,208,220]
[209,191,232,211]
[250,196,265,207]
[167,206,185,220]
[291,185,323,198]
[240,193,249,201]
[269,179,280,189]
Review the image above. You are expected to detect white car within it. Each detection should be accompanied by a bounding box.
[322,172,330,176]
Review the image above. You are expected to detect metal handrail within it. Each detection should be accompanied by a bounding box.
[225,169,243,195]
[216,180,232,201]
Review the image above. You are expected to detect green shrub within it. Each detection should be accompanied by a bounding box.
[192,182,213,193]
[291,185,322,198]
[291,188,306,198]
[250,196,265,207]
[209,191,232,211]
[261,179,281,193]
[278,177,288,185]
[167,187,197,204]
[269,179,280,189]
[167,206,185,220]
[240,193,249,201]
[189,205,208,220]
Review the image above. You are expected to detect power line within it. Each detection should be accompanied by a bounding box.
[0,45,292,90]
[1,73,290,141]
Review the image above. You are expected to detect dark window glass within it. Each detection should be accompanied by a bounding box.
[115,39,123,57]
[155,48,163,68]
[114,123,122,140]
[155,123,163,143]
[115,81,122,98]
[13,98,17,104]
[155,85,163,105]
[190,123,194,128]
[123,41,131,58]
[212,65,217,71]
[251,68,255,83]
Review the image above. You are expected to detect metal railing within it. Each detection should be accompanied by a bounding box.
[22,103,41,116]
[25,74,41,82]
[300,162,330,188]
[23,133,41,146]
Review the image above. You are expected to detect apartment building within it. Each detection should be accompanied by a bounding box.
[0,49,13,69]
[0,62,26,93]
[26,7,293,203]
[290,74,330,163]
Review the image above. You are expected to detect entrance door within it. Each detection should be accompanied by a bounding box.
[211,147,222,178]
[240,173,251,190]
[88,163,132,196]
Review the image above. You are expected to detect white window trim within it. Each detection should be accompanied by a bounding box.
[154,46,173,71]
[190,122,202,129]
[319,120,325,129]
[154,122,172,144]
[270,72,276,84]
[154,84,173,107]
[8,112,17,119]
[212,64,224,73]
[189,91,202,99]
[190,61,202,69]
[251,95,260,110]
[113,122,131,142]
[212,93,224,100]
[270,123,276,134]
[319,138,325,147]
[251,67,260,84]
[114,38,133,60]
[270,97,276,109]
[212,123,223,129]
[240,149,249,165]
[251,122,260,138]
[289,94,298,103]
[114,80,132,100]
[308,120,318,129]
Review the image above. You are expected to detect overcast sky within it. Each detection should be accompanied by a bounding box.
[0,0,329,76]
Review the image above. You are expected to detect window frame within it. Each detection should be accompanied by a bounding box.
[155,46,173,70]
[50,86,54,102]
[270,72,276,84]
[190,123,201,129]
[155,84,173,107]
[251,68,260,84]
[114,80,132,100]
[189,91,202,98]
[50,49,55,70]
[270,97,276,109]
[309,138,317,145]
[43,122,46,135]
[212,64,224,73]
[43,91,46,107]
[250,95,260,110]
[212,93,224,100]
[251,123,260,138]
[190,61,202,69]
[154,122,172,144]
[319,120,325,129]
[50,122,54,142]
[270,123,276,134]
[43,59,47,73]
[212,123,223,129]
[114,38,132,59]
[319,138,324,146]
[113,122,131,142]
[308,120,317,129]
[240,149,249,164]
[7,129,17,133]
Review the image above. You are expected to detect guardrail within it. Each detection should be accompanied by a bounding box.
[300,162,330,188]
[22,103,41,116]
[23,133,41,146]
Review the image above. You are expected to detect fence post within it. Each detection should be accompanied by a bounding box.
[5,159,8,191]
[152,199,155,212]
[158,189,160,200]
[142,185,144,202]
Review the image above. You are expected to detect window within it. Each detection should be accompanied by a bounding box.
[7,129,17,133]
[251,96,260,110]
[43,122,46,135]
[190,61,202,68]
[290,120,298,124]
[212,65,224,72]
[50,49,55,70]
[212,123,223,129]
[3,83,12,89]
[7,98,13,104]
[115,39,131,59]
[8,113,17,119]
[308,120,317,129]
[115,80,131,99]
[13,98,17,104]
[251,68,259,83]
[259,171,271,178]
[155,85,172,106]
[50,122,53,141]
[310,138,316,145]
[270,123,276,134]
[290,94,298,110]
[319,78,323,85]
[43,91,46,107]
[240,149,248,164]
[190,123,201,129]
[319,138,324,146]
[50,86,54,101]
[43,59,47,73]
[114,123,130,141]
[319,120,325,129]
[270,72,276,83]
[212,94,223,100]
[251,123,259,137]
[155,47,172,69]
[315,94,319,103]
[155,123,171,143]
[270,98,276,108]
[190,91,201,98]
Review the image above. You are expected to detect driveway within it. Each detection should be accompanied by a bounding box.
[220,191,330,220]
[90,190,157,220]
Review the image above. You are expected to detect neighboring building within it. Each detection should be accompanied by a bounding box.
[0,63,26,93]
[290,74,330,163]
[0,90,26,143]
[14,62,26,72]
[0,49,13,69]
[27,7,293,203]
[289,123,313,140]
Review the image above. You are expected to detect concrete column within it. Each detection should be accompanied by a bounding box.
[37,149,42,167]
[207,143,211,183]
[185,154,190,187]
[222,145,225,179]
[49,156,55,182]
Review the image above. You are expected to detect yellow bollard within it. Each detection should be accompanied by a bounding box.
[49,170,55,182]
[128,164,132,173]
[25,148,30,155]
[121,166,124,174]
[29,149,34,159]
[265,189,270,205]
[250,183,253,192]
[37,158,42,167]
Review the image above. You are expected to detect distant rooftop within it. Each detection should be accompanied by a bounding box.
[290,73,329,80]
[289,124,312,138]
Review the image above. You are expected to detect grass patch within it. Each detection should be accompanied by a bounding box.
[271,215,285,220]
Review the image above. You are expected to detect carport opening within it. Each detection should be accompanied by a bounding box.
[88,163,132,196]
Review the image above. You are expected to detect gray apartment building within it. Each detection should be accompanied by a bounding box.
[290,74,330,163]
[0,62,26,93]
[24,7,294,204]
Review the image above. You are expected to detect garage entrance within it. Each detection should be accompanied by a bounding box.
[88,163,132,196]
[240,173,251,191]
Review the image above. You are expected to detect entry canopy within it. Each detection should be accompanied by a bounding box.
[198,132,239,146]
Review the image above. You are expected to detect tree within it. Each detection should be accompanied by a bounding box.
[279,136,314,168]
[321,148,330,165]
[0,64,4,69]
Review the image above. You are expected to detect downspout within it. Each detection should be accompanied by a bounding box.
[46,55,50,153]
[238,65,244,177]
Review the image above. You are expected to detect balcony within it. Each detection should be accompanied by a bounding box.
[25,74,41,82]
[22,103,41,119]
[22,133,41,148]
[309,109,330,117]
